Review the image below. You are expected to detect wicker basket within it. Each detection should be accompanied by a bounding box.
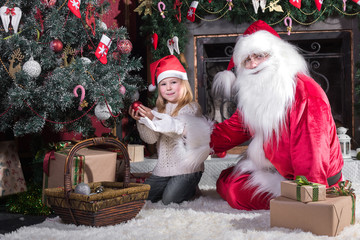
[44,137,150,226]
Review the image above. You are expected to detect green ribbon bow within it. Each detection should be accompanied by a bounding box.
[295,176,320,201]
[326,180,356,225]
[49,141,72,151]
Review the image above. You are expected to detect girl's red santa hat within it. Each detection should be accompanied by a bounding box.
[212,20,280,99]
[149,55,188,91]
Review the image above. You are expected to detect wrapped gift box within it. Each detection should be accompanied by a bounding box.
[127,144,144,162]
[270,195,353,236]
[0,141,27,197]
[43,147,117,190]
[281,180,326,202]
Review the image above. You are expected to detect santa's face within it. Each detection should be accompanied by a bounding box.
[243,53,270,70]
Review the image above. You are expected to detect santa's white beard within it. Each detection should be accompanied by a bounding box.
[235,57,296,142]
[232,58,294,196]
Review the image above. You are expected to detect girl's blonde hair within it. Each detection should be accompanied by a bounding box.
[156,79,193,116]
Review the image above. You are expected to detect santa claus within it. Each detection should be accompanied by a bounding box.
[211,20,343,210]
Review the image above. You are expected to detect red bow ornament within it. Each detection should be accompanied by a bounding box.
[167,36,180,55]
[0,6,22,33]
[5,7,15,15]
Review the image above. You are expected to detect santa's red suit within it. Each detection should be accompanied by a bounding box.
[210,21,344,210]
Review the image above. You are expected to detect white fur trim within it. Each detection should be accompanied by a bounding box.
[157,70,188,83]
[234,158,286,197]
[211,70,236,100]
[148,84,157,92]
[175,115,213,172]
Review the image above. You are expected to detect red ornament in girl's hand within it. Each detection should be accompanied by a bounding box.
[216,151,227,158]
[131,101,142,112]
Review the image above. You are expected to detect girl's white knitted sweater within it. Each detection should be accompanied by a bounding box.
[137,102,212,177]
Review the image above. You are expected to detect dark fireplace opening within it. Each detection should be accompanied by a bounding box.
[195,30,354,136]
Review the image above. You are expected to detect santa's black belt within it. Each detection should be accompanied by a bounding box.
[327,170,342,186]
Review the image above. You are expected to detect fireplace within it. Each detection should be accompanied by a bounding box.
[183,18,360,144]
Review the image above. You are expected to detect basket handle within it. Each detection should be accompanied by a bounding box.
[63,137,130,197]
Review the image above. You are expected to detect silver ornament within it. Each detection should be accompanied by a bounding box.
[132,90,140,101]
[98,21,107,30]
[80,57,91,65]
[95,102,112,120]
[23,57,41,78]
[74,182,91,195]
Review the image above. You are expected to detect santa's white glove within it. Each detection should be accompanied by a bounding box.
[138,110,185,135]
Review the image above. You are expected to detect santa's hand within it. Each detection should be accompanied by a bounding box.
[138,111,185,135]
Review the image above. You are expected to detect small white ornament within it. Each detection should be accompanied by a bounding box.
[23,57,41,78]
[132,90,140,101]
[80,57,91,65]
[252,0,266,14]
[74,182,91,195]
[95,102,112,120]
[98,20,107,30]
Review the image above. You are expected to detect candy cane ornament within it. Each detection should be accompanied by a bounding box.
[73,85,86,111]
[227,0,233,10]
[284,17,292,36]
[158,1,166,18]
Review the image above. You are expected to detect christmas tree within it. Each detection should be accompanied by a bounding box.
[0,0,144,137]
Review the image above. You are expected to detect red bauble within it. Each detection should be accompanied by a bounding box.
[112,51,121,60]
[50,39,63,52]
[131,101,142,112]
[117,39,133,54]
[216,151,227,158]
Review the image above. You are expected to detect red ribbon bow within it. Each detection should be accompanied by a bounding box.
[5,8,16,16]
[173,0,182,23]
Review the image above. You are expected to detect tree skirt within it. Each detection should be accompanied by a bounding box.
[1,185,360,240]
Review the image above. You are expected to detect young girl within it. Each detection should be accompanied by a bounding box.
[128,55,212,205]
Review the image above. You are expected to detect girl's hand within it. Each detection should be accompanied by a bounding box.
[137,104,154,120]
[128,106,141,121]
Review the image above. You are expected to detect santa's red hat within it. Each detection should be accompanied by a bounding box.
[226,20,279,70]
[149,55,188,91]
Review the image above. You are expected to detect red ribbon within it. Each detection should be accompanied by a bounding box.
[43,150,55,176]
[86,4,96,36]
[35,7,44,37]
[173,0,182,23]
[5,8,16,16]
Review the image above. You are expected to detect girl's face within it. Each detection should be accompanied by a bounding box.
[158,77,183,104]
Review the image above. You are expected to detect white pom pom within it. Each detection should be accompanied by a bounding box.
[148,84,157,92]
[211,70,236,100]
[74,183,91,195]
[95,102,112,120]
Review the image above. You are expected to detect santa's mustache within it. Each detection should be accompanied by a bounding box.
[239,58,273,76]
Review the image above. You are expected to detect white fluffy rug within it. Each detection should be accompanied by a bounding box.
[1,186,360,240]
